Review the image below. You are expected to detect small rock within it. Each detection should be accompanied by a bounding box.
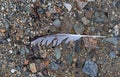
[2,64,6,69]
[77,1,87,10]
[44,60,50,67]
[20,47,26,55]
[37,72,43,76]
[53,19,61,27]
[82,60,98,77]
[40,0,44,4]
[85,11,93,19]
[115,1,120,8]
[41,52,47,58]
[9,50,13,53]
[11,69,17,73]
[23,67,27,72]
[104,37,118,45]
[54,47,61,59]
[24,60,29,65]
[24,47,30,53]
[29,63,37,73]
[66,53,73,64]
[46,10,51,17]
[7,38,11,42]
[0,28,6,33]
[81,17,90,25]
[73,23,84,34]
[49,62,59,70]
[63,3,72,11]
[16,66,21,71]
[49,25,57,33]
[87,0,95,1]
[113,25,119,36]
[109,52,116,59]
[32,0,36,2]
[94,17,104,23]
[94,13,107,23]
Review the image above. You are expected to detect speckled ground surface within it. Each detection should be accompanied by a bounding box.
[0,0,120,77]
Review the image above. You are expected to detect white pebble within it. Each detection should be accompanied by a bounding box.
[63,3,72,11]
[9,50,13,53]
[7,38,11,42]
[113,25,119,36]
[11,69,17,73]
[81,17,90,25]
[87,0,95,1]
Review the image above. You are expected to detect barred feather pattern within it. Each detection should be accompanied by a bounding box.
[31,34,105,46]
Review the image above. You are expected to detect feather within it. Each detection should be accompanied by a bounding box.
[31,34,106,46]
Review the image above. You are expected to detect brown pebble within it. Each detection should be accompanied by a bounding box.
[44,60,50,67]
[85,11,93,19]
[49,26,57,33]
[29,63,37,73]
[46,10,51,17]
[41,53,47,58]
[24,60,29,65]
[23,67,27,72]
[0,28,6,33]
[2,64,6,69]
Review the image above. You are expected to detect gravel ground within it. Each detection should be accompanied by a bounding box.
[0,0,120,77]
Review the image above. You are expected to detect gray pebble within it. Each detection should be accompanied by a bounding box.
[54,47,61,59]
[82,60,98,77]
[53,19,61,27]
[66,53,73,64]
[20,47,26,55]
[49,62,59,70]
[104,37,118,45]
[74,24,84,34]
[109,52,116,59]
[94,12,107,23]
[81,17,90,25]
[94,17,105,23]
[24,47,29,53]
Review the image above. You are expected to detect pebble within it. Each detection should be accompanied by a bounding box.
[81,17,90,25]
[95,17,105,23]
[7,38,11,42]
[0,28,6,33]
[73,23,85,34]
[54,47,61,59]
[66,53,73,64]
[63,3,72,11]
[11,69,17,73]
[94,13,107,23]
[44,60,50,67]
[53,19,61,27]
[85,11,93,19]
[46,10,51,17]
[109,52,116,59]
[16,66,21,71]
[113,25,119,36]
[87,0,95,1]
[41,52,47,58]
[29,63,37,73]
[104,37,118,45]
[9,50,13,53]
[20,47,26,55]
[77,1,87,10]
[24,60,29,65]
[49,62,59,70]
[82,60,98,77]
[24,47,30,53]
